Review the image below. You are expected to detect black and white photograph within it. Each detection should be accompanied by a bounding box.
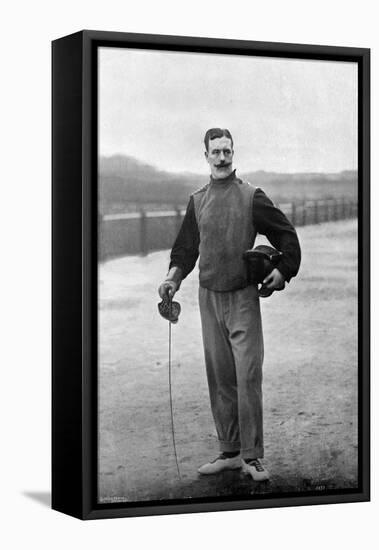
[3,0,378,542]
[97,44,361,504]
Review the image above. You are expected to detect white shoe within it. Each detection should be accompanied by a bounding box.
[242,458,269,481]
[198,453,242,475]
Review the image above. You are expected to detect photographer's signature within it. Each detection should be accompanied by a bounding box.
[302,478,330,491]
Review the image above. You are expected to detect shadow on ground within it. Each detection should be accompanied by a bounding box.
[23,491,51,507]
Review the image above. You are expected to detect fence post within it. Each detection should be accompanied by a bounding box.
[98,213,104,261]
[314,200,319,224]
[334,199,338,221]
[140,209,147,255]
[291,202,297,226]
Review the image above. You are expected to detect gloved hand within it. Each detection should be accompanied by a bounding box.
[158,280,178,300]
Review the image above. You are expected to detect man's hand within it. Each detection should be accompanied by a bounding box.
[262,268,285,291]
[158,280,178,300]
[158,267,183,300]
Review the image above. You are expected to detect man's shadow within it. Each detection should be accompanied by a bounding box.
[23,491,51,507]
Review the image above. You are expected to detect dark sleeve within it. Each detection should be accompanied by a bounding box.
[168,195,200,280]
[253,188,301,282]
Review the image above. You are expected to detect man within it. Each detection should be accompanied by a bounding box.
[158,128,301,481]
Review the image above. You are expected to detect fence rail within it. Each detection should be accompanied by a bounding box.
[99,197,357,261]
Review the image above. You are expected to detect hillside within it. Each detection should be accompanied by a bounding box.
[99,155,358,214]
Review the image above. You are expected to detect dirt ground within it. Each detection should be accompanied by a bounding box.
[98,219,358,503]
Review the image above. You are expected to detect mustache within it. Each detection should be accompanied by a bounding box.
[216,162,232,168]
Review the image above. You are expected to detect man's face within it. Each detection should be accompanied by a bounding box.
[205,136,234,179]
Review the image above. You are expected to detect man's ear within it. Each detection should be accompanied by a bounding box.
[204,151,209,161]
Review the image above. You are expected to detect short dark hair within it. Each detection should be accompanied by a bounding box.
[204,128,233,151]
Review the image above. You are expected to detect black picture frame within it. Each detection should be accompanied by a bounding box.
[52,30,370,520]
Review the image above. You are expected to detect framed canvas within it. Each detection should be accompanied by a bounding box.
[52,30,370,520]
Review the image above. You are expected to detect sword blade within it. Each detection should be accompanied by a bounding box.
[168,299,181,480]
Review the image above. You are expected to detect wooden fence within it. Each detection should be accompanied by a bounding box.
[99,197,357,261]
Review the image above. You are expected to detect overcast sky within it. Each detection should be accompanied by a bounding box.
[99,47,357,174]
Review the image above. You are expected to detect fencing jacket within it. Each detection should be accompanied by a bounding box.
[169,170,301,292]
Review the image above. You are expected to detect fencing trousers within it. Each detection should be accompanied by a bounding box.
[198,284,264,459]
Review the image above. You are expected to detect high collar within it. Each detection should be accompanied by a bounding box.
[209,169,237,185]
